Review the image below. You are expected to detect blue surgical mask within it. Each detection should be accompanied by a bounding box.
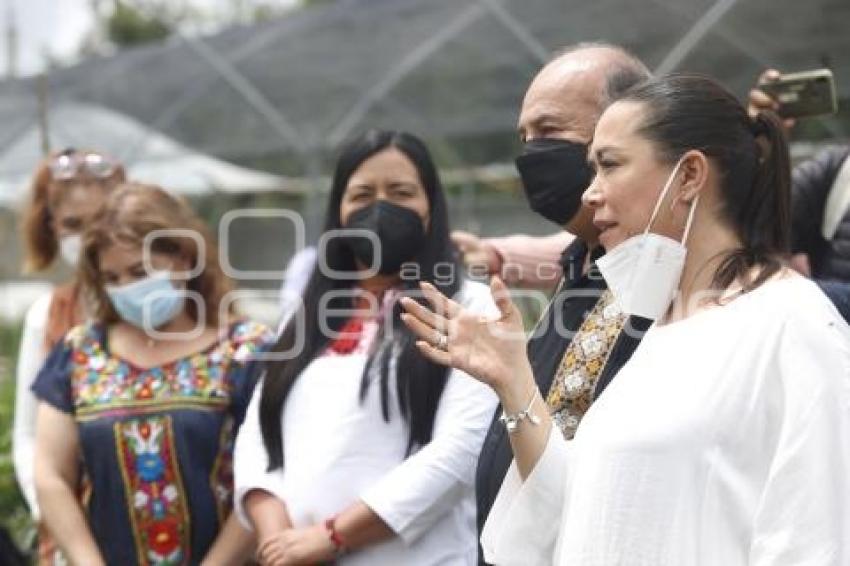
[106,271,184,329]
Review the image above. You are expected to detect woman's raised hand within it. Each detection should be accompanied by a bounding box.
[400,277,533,394]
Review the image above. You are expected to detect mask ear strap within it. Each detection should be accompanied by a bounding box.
[644,158,685,235]
[681,195,700,245]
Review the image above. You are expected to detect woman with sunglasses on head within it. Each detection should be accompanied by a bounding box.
[13,148,125,564]
[31,183,273,566]
[402,75,850,565]
[232,129,498,565]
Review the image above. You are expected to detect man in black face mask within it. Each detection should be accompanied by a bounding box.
[473,43,652,565]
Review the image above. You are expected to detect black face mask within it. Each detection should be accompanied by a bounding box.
[515,138,593,227]
[342,200,426,275]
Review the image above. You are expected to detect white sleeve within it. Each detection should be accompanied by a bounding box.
[360,368,497,544]
[232,377,287,531]
[481,427,570,566]
[13,293,52,520]
[749,312,850,565]
[359,281,499,544]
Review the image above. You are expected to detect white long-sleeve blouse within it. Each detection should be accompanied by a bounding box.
[234,280,499,565]
[483,275,850,566]
[12,291,52,519]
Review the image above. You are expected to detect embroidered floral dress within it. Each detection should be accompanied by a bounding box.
[32,320,272,566]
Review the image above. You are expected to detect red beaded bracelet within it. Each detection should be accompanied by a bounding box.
[324,516,347,555]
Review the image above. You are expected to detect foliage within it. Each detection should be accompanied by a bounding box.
[106,1,175,47]
[85,0,296,52]
[0,323,33,560]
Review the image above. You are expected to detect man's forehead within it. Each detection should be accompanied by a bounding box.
[523,59,603,108]
[531,67,591,100]
[519,74,601,132]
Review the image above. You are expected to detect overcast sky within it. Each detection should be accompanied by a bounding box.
[0,0,91,75]
[0,0,297,77]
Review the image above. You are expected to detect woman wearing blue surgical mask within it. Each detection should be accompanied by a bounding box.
[14,148,125,565]
[233,129,498,565]
[402,75,850,564]
[31,183,274,566]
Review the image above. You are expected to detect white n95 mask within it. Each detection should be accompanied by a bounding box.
[59,234,83,267]
[596,159,698,321]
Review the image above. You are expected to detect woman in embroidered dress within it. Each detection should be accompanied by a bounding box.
[14,148,125,564]
[233,129,498,565]
[401,75,850,564]
[32,183,273,566]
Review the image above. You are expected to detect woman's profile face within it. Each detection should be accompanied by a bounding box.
[339,148,431,230]
[50,183,107,239]
[583,101,686,251]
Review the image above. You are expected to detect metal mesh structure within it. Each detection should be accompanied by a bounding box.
[0,0,848,304]
[0,0,847,179]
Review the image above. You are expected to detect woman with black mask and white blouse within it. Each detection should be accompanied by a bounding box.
[233,129,498,565]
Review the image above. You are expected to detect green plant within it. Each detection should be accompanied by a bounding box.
[107,1,174,46]
[0,323,35,559]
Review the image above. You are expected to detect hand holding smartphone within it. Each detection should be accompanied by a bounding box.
[758,68,838,119]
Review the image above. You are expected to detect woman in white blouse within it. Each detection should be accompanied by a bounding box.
[233,129,497,565]
[401,74,850,565]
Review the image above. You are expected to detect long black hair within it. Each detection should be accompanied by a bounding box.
[259,129,462,470]
[620,74,791,293]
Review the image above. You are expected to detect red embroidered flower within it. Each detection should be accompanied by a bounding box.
[329,318,363,354]
[147,519,181,556]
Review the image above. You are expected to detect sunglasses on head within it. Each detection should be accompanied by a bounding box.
[49,148,119,181]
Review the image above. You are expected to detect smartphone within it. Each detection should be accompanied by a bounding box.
[759,68,838,119]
